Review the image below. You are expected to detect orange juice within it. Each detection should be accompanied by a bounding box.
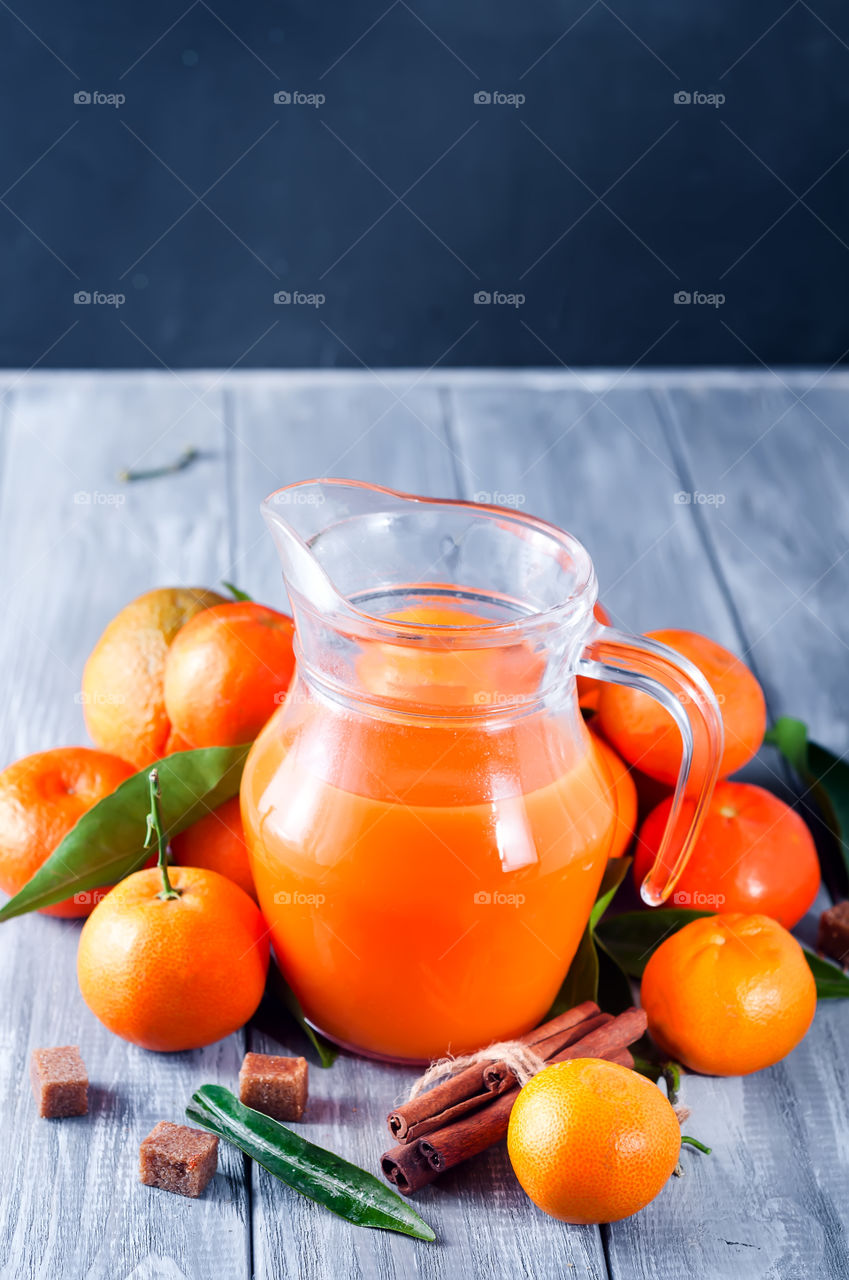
[251,478,727,1056]
[241,673,616,1062]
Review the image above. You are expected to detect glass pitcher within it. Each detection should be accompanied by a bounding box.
[241,480,723,1063]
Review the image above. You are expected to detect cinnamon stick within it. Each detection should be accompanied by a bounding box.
[387,1001,604,1143]
[381,1006,647,1194]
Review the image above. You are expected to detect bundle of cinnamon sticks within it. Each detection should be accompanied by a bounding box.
[381,1002,647,1194]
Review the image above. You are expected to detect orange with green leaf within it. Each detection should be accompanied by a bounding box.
[77,770,269,1052]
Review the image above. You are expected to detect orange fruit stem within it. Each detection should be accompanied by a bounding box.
[144,769,180,901]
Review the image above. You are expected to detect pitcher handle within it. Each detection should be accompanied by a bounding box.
[577,626,724,906]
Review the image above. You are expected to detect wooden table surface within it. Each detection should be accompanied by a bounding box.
[1,368,847,1280]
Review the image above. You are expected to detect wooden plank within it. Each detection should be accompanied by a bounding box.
[0,374,251,1280]
[659,378,849,749]
[1,370,846,1280]
[447,378,737,636]
[655,378,849,1276]
[448,378,848,1280]
[228,375,608,1280]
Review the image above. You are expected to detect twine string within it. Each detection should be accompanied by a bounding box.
[407,1040,548,1101]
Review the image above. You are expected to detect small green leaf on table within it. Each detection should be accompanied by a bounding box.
[0,744,251,921]
[186,1085,435,1241]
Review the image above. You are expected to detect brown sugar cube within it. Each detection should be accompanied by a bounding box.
[139,1122,219,1198]
[818,900,849,967]
[239,1052,308,1122]
[30,1046,88,1118]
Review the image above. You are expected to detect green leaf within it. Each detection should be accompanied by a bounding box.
[590,856,632,931]
[548,924,599,1014]
[267,960,338,1068]
[766,716,849,891]
[547,859,633,1017]
[803,948,849,998]
[186,1085,435,1241]
[764,716,809,773]
[221,580,253,602]
[595,908,714,978]
[0,745,251,921]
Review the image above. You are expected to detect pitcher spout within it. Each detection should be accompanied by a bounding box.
[262,478,597,632]
[260,478,600,713]
[261,481,357,618]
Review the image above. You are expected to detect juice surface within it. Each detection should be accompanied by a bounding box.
[241,675,616,1061]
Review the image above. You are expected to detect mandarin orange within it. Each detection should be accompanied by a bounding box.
[634,781,820,928]
[82,587,226,767]
[0,746,135,917]
[508,1058,681,1223]
[77,864,269,1051]
[597,629,766,789]
[640,913,816,1076]
[170,795,256,901]
[163,602,295,748]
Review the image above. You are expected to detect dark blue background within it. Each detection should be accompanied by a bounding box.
[3,1,849,368]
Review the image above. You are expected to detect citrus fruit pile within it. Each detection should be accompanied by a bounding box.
[0,585,296,1052]
[0,581,830,1231]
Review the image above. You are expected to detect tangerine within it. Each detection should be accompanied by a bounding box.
[508,1058,681,1223]
[163,602,295,748]
[82,587,226,767]
[634,781,820,928]
[171,795,256,901]
[0,747,135,917]
[640,913,816,1076]
[597,629,766,789]
[77,864,269,1051]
